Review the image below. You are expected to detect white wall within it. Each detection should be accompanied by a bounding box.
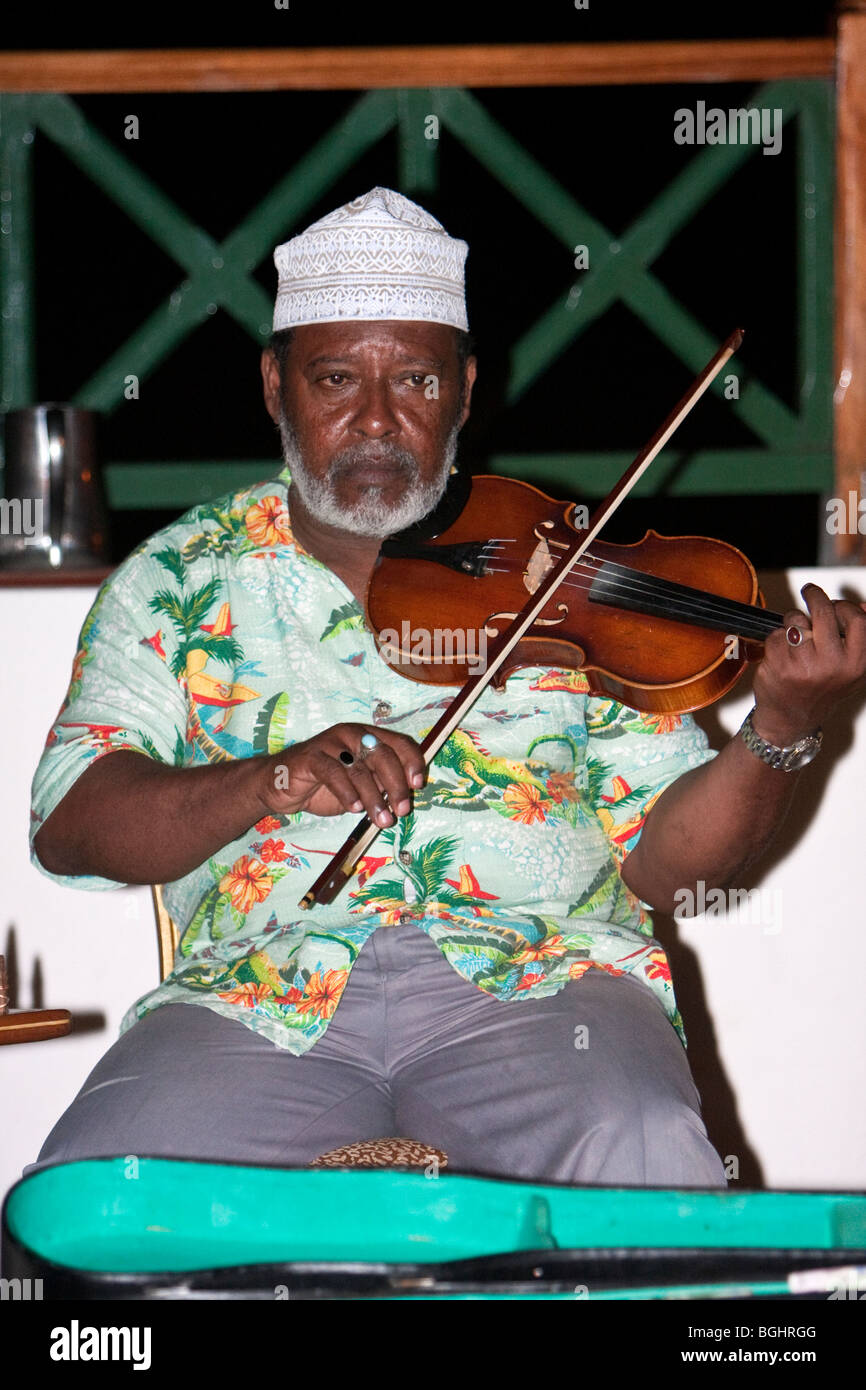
[1,569,864,1204]
[1,586,156,1206]
[667,568,866,1192]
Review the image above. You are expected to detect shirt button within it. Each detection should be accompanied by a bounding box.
[373,700,392,722]
[398,911,415,925]
[399,850,412,865]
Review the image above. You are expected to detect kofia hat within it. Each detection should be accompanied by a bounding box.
[272,186,469,332]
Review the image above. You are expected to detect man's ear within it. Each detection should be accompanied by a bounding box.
[459,356,477,427]
[261,348,282,426]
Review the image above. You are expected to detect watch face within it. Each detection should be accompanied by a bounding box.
[782,741,820,772]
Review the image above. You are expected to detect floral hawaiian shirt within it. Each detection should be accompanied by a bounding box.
[30,465,716,1053]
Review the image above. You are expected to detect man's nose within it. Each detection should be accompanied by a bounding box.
[350,381,399,437]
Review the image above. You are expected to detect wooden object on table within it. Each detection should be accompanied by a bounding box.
[0,1009,71,1045]
[0,952,70,1043]
[0,565,112,588]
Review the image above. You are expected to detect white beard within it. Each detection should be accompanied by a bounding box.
[278,407,459,538]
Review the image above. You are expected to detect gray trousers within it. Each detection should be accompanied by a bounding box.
[27,923,727,1187]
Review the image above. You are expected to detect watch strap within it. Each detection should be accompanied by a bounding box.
[738,707,823,771]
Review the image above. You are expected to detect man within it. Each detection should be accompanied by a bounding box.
[28,187,866,1186]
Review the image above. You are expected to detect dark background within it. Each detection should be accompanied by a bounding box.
[5,1,842,565]
[0,0,841,49]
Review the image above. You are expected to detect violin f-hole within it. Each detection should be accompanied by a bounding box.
[486,601,570,638]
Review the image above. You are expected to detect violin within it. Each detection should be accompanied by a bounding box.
[370,472,782,715]
[300,328,757,909]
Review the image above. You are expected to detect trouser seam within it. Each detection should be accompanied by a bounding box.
[289,1078,393,1144]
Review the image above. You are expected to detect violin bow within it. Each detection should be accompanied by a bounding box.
[299,327,744,910]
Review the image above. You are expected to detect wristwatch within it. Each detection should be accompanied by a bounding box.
[738,706,823,772]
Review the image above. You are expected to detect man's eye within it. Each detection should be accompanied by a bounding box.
[407,373,427,386]
[324,373,346,385]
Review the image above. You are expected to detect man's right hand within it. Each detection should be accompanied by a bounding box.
[32,725,428,886]
[261,724,427,827]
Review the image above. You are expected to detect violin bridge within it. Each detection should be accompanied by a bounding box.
[524,531,563,594]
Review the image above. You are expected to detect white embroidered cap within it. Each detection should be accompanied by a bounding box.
[272,186,469,331]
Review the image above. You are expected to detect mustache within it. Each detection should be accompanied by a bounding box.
[327,440,420,479]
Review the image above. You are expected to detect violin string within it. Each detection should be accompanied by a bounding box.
[483,569,778,638]
[484,539,765,617]
[484,537,737,606]
[569,569,780,636]
[577,578,777,637]
[475,540,512,574]
[473,545,781,638]
[432,538,780,635]
[589,578,781,637]
[579,556,782,630]
[587,578,780,635]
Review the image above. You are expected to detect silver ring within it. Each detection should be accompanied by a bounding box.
[339,749,354,766]
[358,733,379,759]
[786,625,807,647]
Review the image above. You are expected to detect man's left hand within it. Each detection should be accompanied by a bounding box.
[750,583,866,744]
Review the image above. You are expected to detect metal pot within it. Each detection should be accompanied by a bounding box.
[0,404,109,569]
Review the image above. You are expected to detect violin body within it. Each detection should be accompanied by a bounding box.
[366,475,770,715]
[303,334,767,907]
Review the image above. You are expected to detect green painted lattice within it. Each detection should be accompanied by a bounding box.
[0,81,834,507]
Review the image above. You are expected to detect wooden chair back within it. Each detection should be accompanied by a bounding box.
[151,884,180,983]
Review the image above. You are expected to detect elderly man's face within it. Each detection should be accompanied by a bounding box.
[261,321,475,537]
